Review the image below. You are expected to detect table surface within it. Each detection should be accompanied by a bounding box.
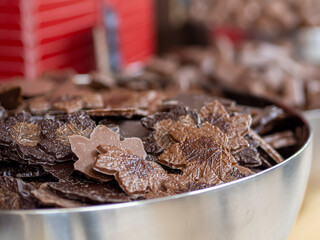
[288,184,320,240]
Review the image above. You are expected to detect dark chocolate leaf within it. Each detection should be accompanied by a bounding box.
[0,176,37,209]
[233,136,262,168]
[48,177,132,203]
[141,107,199,130]
[248,130,284,164]
[0,161,48,179]
[39,112,95,161]
[41,161,74,180]
[0,85,22,110]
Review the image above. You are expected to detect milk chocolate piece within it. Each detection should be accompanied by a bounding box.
[102,89,165,115]
[52,95,84,113]
[200,100,251,153]
[94,145,168,195]
[160,174,223,197]
[158,116,243,183]
[32,183,85,208]
[48,177,132,203]
[0,85,22,110]
[29,97,51,114]
[69,125,146,181]
[86,108,137,118]
[0,176,37,209]
[81,92,104,109]
[154,118,181,151]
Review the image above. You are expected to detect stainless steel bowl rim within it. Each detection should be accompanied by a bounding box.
[0,128,312,216]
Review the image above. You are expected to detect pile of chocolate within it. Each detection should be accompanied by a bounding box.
[188,0,320,38]
[0,73,304,209]
[146,39,320,110]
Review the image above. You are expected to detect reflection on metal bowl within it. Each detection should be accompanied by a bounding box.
[304,109,320,184]
[0,94,313,240]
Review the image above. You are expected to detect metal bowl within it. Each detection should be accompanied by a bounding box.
[0,94,313,240]
[304,109,320,184]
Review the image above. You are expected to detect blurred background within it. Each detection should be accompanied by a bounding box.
[2,0,320,80]
[1,0,320,239]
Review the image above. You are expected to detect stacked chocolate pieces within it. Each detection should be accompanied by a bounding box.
[188,0,320,38]
[0,73,303,209]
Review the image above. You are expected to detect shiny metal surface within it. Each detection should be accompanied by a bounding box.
[304,109,320,184]
[0,97,313,240]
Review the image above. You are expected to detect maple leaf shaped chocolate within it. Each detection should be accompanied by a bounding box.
[69,125,147,182]
[94,145,168,195]
[141,106,199,130]
[158,116,245,183]
[153,115,196,151]
[1,112,57,165]
[39,112,95,161]
[199,100,252,153]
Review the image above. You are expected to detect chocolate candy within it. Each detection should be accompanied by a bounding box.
[157,115,243,183]
[0,176,37,209]
[32,183,85,208]
[39,112,95,161]
[0,69,304,209]
[41,162,74,180]
[69,125,146,182]
[94,145,168,195]
[48,177,133,203]
[0,85,22,110]
[199,100,251,153]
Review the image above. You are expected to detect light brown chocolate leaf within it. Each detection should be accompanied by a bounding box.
[200,100,252,153]
[94,145,168,195]
[69,125,147,181]
[158,119,240,183]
